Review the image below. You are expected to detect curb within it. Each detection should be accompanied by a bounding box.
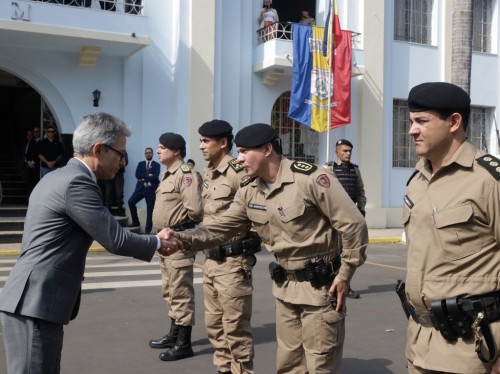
[0,237,403,257]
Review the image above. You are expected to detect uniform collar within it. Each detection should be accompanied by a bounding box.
[417,140,476,177]
[208,154,233,174]
[255,157,294,195]
[166,159,183,175]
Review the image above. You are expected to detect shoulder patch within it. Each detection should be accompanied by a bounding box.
[180,164,192,174]
[240,175,257,187]
[291,161,317,175]
[476,154,500,180]
[228,158,244,173]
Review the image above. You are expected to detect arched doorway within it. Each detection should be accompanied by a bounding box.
[0,70,60,204]
[270,91,320,163]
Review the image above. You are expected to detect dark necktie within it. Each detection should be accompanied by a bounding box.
[146,161,150,174]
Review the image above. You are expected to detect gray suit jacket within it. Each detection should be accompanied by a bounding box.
[0,158,158,324]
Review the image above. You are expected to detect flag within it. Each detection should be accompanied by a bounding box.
[330,30,352,128]
[323,0,342,58]
[288,24,333,132]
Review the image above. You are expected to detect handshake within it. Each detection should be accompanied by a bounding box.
[157,228,184,256]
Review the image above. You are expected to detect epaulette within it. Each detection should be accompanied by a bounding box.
[180,164,192,174]
[476,154,500,180]
[406,170,418,186]
[228,158,244,173]
[240,175,257,187]
[290,161,317,175]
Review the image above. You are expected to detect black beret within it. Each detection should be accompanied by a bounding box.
[198,120,233,137]
[159,132,185,150]
[234,123,278,148]
[336,139,353,148]
[408,82,470,112]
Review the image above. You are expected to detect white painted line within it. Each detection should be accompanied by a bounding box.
[82,278,203,290]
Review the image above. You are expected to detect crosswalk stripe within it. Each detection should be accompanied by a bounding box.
[82,278,203,290]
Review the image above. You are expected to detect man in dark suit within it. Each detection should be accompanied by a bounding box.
[0,113,180,374]
[127,147,160,234]
[23,129,40,198]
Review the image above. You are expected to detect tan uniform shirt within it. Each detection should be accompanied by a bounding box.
[153,159,203,261]
[403,141,500,373]
[180,157,368,306]
[202,154,250,277]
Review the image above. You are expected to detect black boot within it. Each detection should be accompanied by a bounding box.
[149,318,179,349]
[159,325,194,361]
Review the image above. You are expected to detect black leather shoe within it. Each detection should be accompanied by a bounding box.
[218,371,231,374]
[149,319,179,349]
[347,288,360,299]
[159,326,194,361]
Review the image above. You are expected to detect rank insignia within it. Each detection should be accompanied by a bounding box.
[228,158,244,172]
[291,161,318,175]
[316,174,330,188]
[477,154,500,180]
[180,164,192,174]
[240,175,256,187]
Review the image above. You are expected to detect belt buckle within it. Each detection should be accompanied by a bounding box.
[286,271,298,281]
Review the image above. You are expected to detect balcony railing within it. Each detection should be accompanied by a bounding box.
[28,0,144,15]
[256,22,361,49]
[257,22,292,45]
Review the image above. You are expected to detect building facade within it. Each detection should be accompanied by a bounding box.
[1,0,498,228]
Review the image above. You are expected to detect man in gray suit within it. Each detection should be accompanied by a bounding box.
[0,113,180,374]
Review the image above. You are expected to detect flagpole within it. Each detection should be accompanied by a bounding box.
[325,0,334,163]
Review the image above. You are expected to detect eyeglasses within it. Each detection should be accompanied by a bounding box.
[103,144,127,161]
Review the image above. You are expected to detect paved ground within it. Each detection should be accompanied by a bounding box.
[0,242,409,374]
[0,228,405,256]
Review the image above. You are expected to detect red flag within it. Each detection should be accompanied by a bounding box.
[331,30,352,128]
[332,0,342,50]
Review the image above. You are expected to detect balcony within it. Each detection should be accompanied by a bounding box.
[254,22,364,85]
[0,0,149,66]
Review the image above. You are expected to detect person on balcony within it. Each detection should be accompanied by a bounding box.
[258,0,279,42]
[299,9,316,25]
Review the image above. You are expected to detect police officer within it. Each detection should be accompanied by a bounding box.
[149,133,203,361]
[330,139,367,299]
[198,120,258,374]
[168,123,368,373]
[402,82,500,373]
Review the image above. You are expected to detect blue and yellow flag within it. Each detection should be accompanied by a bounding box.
[288,24,332,132]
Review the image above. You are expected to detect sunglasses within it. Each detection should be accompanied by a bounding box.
[103,144,127,161]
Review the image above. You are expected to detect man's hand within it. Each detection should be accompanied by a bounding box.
[157,236,183,256]
[158,227,178,240]
[328,277,349,313]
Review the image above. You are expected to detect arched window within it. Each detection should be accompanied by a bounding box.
[271,91,320,163]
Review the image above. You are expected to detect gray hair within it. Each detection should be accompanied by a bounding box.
[73,113,131,155]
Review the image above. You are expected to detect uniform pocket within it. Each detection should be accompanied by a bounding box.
[433,203,483,261]
[246,209,270,243]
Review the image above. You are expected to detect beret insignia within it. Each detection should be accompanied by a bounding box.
[228,158,244,172]
[180,164,192,174]
[291,161,317,175]
[240,175,256,187]
[476,154,500,180]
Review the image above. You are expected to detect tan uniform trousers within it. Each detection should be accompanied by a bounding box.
[159,255,195,326]
[276,298,345,374]
[407,360,456,374]
[204,270,254,374]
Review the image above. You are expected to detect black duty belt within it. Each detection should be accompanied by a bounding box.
[205,236,261,263]
[170,220,196,232]
[399,282,500,363]
[269,257,341,288]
